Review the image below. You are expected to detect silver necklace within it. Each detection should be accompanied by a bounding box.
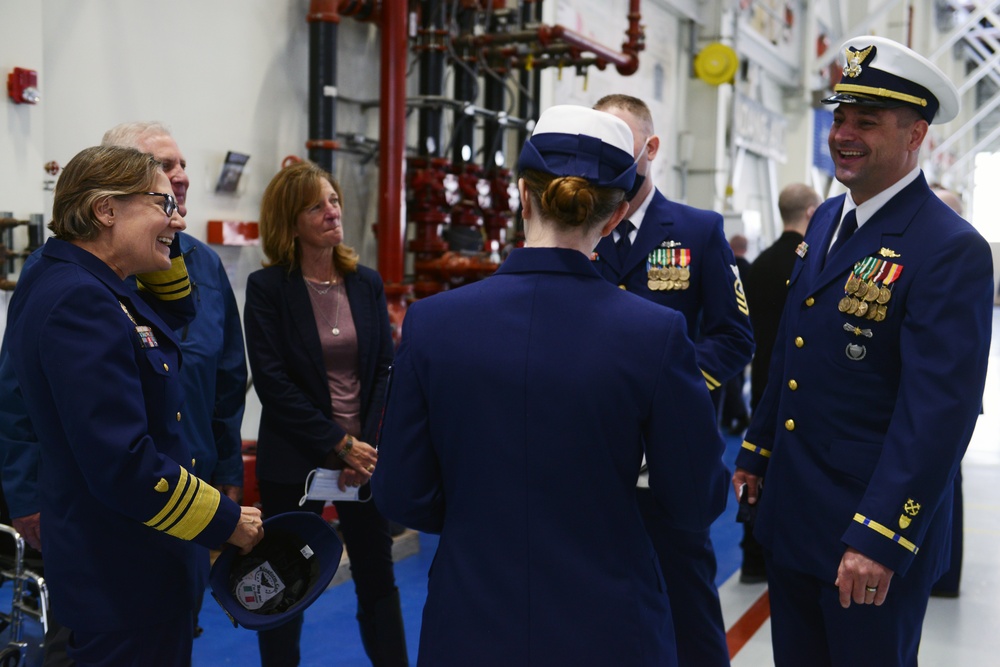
[308,281,344,336]
[305,277,336,296]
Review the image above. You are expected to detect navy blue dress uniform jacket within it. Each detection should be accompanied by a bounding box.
[737,174,993,584]
[2,239,240,632]
[372,247,730,667]
[593,189,754,390]
[244,263,393,485]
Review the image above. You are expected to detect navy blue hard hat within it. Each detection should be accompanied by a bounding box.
[209,511,343,631]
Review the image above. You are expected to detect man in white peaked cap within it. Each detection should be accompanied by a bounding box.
[734,35,993,666]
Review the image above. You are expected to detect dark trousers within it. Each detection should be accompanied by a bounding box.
[636,488,730,667]
[720,370,749,430]
[66,611,193,667]
[257,480,399,667]
[765,555,932,667]
[933,468,963,594]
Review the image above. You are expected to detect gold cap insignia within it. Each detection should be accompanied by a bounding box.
[879,247,901,258]
[844,45,874,79]
[155,478,169,493]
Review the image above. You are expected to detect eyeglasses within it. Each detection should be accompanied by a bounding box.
[140,192,178,218]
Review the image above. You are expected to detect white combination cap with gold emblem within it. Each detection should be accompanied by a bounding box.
[823,35,959,124]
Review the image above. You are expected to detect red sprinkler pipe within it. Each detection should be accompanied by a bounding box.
[378,2,406,285]
[479,0,643,76]
[378,0,411,340]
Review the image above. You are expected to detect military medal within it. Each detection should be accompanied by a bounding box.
[838,297,851,312]
[846,298,860,314]
[855,301,869,317]
[135,325,159,348]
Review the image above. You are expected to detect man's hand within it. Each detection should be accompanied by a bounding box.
[12,513,42,551]
[835,547,894,608]
[732,468,761,504]
[227,506,264,555]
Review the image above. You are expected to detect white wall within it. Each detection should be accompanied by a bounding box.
[0,0,46,334]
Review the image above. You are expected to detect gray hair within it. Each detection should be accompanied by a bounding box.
[101,121,173,150]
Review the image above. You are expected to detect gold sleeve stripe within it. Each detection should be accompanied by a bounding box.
[144,467,221,541]
[136,256,192,301]
[740,440,771,458]
[702,370,721,390]
[852,513,919,554]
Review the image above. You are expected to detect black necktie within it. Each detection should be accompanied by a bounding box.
[825,209,858,267]
[616,219,634,264]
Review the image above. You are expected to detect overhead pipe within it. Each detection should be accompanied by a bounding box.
[516,0,542,146]
[377,0,411,336]
[473,0,644,75]
[416,0,448,157]
[452,3,479,165]
[305,2,380,173]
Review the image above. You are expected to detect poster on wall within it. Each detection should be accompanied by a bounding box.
[813,108,835,176]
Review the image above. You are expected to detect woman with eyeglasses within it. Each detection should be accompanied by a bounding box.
[244,161,407,666]
[0,145,264,666]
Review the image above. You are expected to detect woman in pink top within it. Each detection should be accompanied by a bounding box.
[245,161,406,666]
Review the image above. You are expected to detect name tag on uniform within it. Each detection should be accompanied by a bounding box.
[135,325,159,348]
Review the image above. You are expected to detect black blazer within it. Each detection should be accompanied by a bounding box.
[745,231,803,409]
[245,263,393,485]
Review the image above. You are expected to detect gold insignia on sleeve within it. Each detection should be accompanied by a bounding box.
[145,468,221,541]
[879,248,901,258]
[899,498,921,529]
[155,478,169,493]
[731,265,750,315]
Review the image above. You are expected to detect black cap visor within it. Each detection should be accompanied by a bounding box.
[822,91,909,111]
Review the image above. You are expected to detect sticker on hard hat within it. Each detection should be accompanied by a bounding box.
[237,561,287,611]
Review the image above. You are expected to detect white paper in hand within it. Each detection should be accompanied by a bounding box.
[299,468,360,504]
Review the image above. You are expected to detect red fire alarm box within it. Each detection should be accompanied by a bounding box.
[8,68,39,104]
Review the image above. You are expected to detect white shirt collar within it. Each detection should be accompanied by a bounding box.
[846,166,921,228]
[614,187,655,243]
